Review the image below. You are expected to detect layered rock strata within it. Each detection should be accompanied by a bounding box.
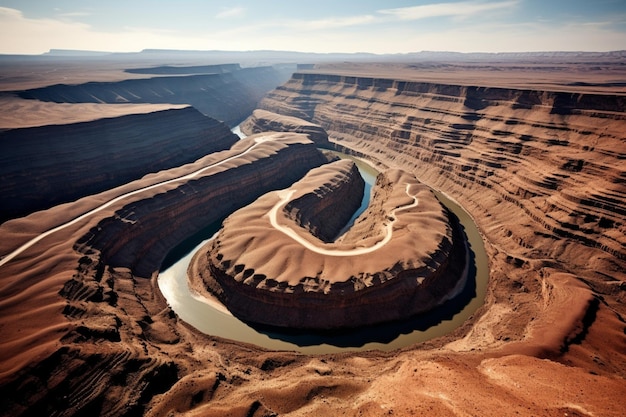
[16,66,291,125]
[258,72,626,367]
[75,132,329,278]
[259,72,626,268]
[0,107,238,224]
[240,108,331,147]
[195,163,466,329]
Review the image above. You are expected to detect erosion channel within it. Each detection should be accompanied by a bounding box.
[158,128,488,353]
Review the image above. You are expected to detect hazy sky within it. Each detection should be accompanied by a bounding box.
[1,0,625,55]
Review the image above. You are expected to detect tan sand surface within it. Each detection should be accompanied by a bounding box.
[205,167,449,285]
[0,96,187,129]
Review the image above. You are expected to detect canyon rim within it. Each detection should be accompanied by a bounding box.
[0,51,625,416]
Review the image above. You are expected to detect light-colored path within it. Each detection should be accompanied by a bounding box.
[0,136,271,268]
[267,184,418,257]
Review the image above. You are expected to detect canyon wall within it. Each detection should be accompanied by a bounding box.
[258,72,626,359]
[16,66,292,125]
[0,107,238,224]
[76,133,329,278]
[259,73,626,268]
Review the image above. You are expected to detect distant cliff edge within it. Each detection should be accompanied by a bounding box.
[16,66,293,126]
[0,107,238,224]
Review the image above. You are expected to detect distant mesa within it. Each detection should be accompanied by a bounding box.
[124,63,241,75]
[43,49,112,56]
[193,158,468,329]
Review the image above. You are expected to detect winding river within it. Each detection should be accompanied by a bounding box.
[158,130,488,354]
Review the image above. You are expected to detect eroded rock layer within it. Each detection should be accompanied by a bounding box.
[0,107,238,224]
[195,162,466,329]
[259,73,626,266]
[240,108,331,146]
[75,132,330,278]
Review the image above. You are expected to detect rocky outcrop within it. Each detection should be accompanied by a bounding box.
[17,66,292,125]
[282,159,364,242]
[196,165,466,329]
[240,109,331,146]
[75,133,330,278]
[0,107,238,224]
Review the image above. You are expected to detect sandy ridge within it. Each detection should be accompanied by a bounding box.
[268,183,418,256]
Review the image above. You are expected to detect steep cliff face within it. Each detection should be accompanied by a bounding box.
[0,107,238,224]
[240,109,331,146]
[259,73,626,269]
[17,66,292,125]
[282,159,364,242]
[258,71,626,364]
[76,133,329,278]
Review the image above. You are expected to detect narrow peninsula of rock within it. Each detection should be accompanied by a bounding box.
[193,163,467,329]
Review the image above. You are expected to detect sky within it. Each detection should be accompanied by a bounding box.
[0,0,625,55]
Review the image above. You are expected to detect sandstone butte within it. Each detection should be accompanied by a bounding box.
[0,58,625,417]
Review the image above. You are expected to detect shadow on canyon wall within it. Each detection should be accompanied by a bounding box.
[0,108,237,224]
[16,66,293,126]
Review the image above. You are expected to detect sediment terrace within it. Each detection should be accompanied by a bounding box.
[194,159,466,329]
[0,107,238,224]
